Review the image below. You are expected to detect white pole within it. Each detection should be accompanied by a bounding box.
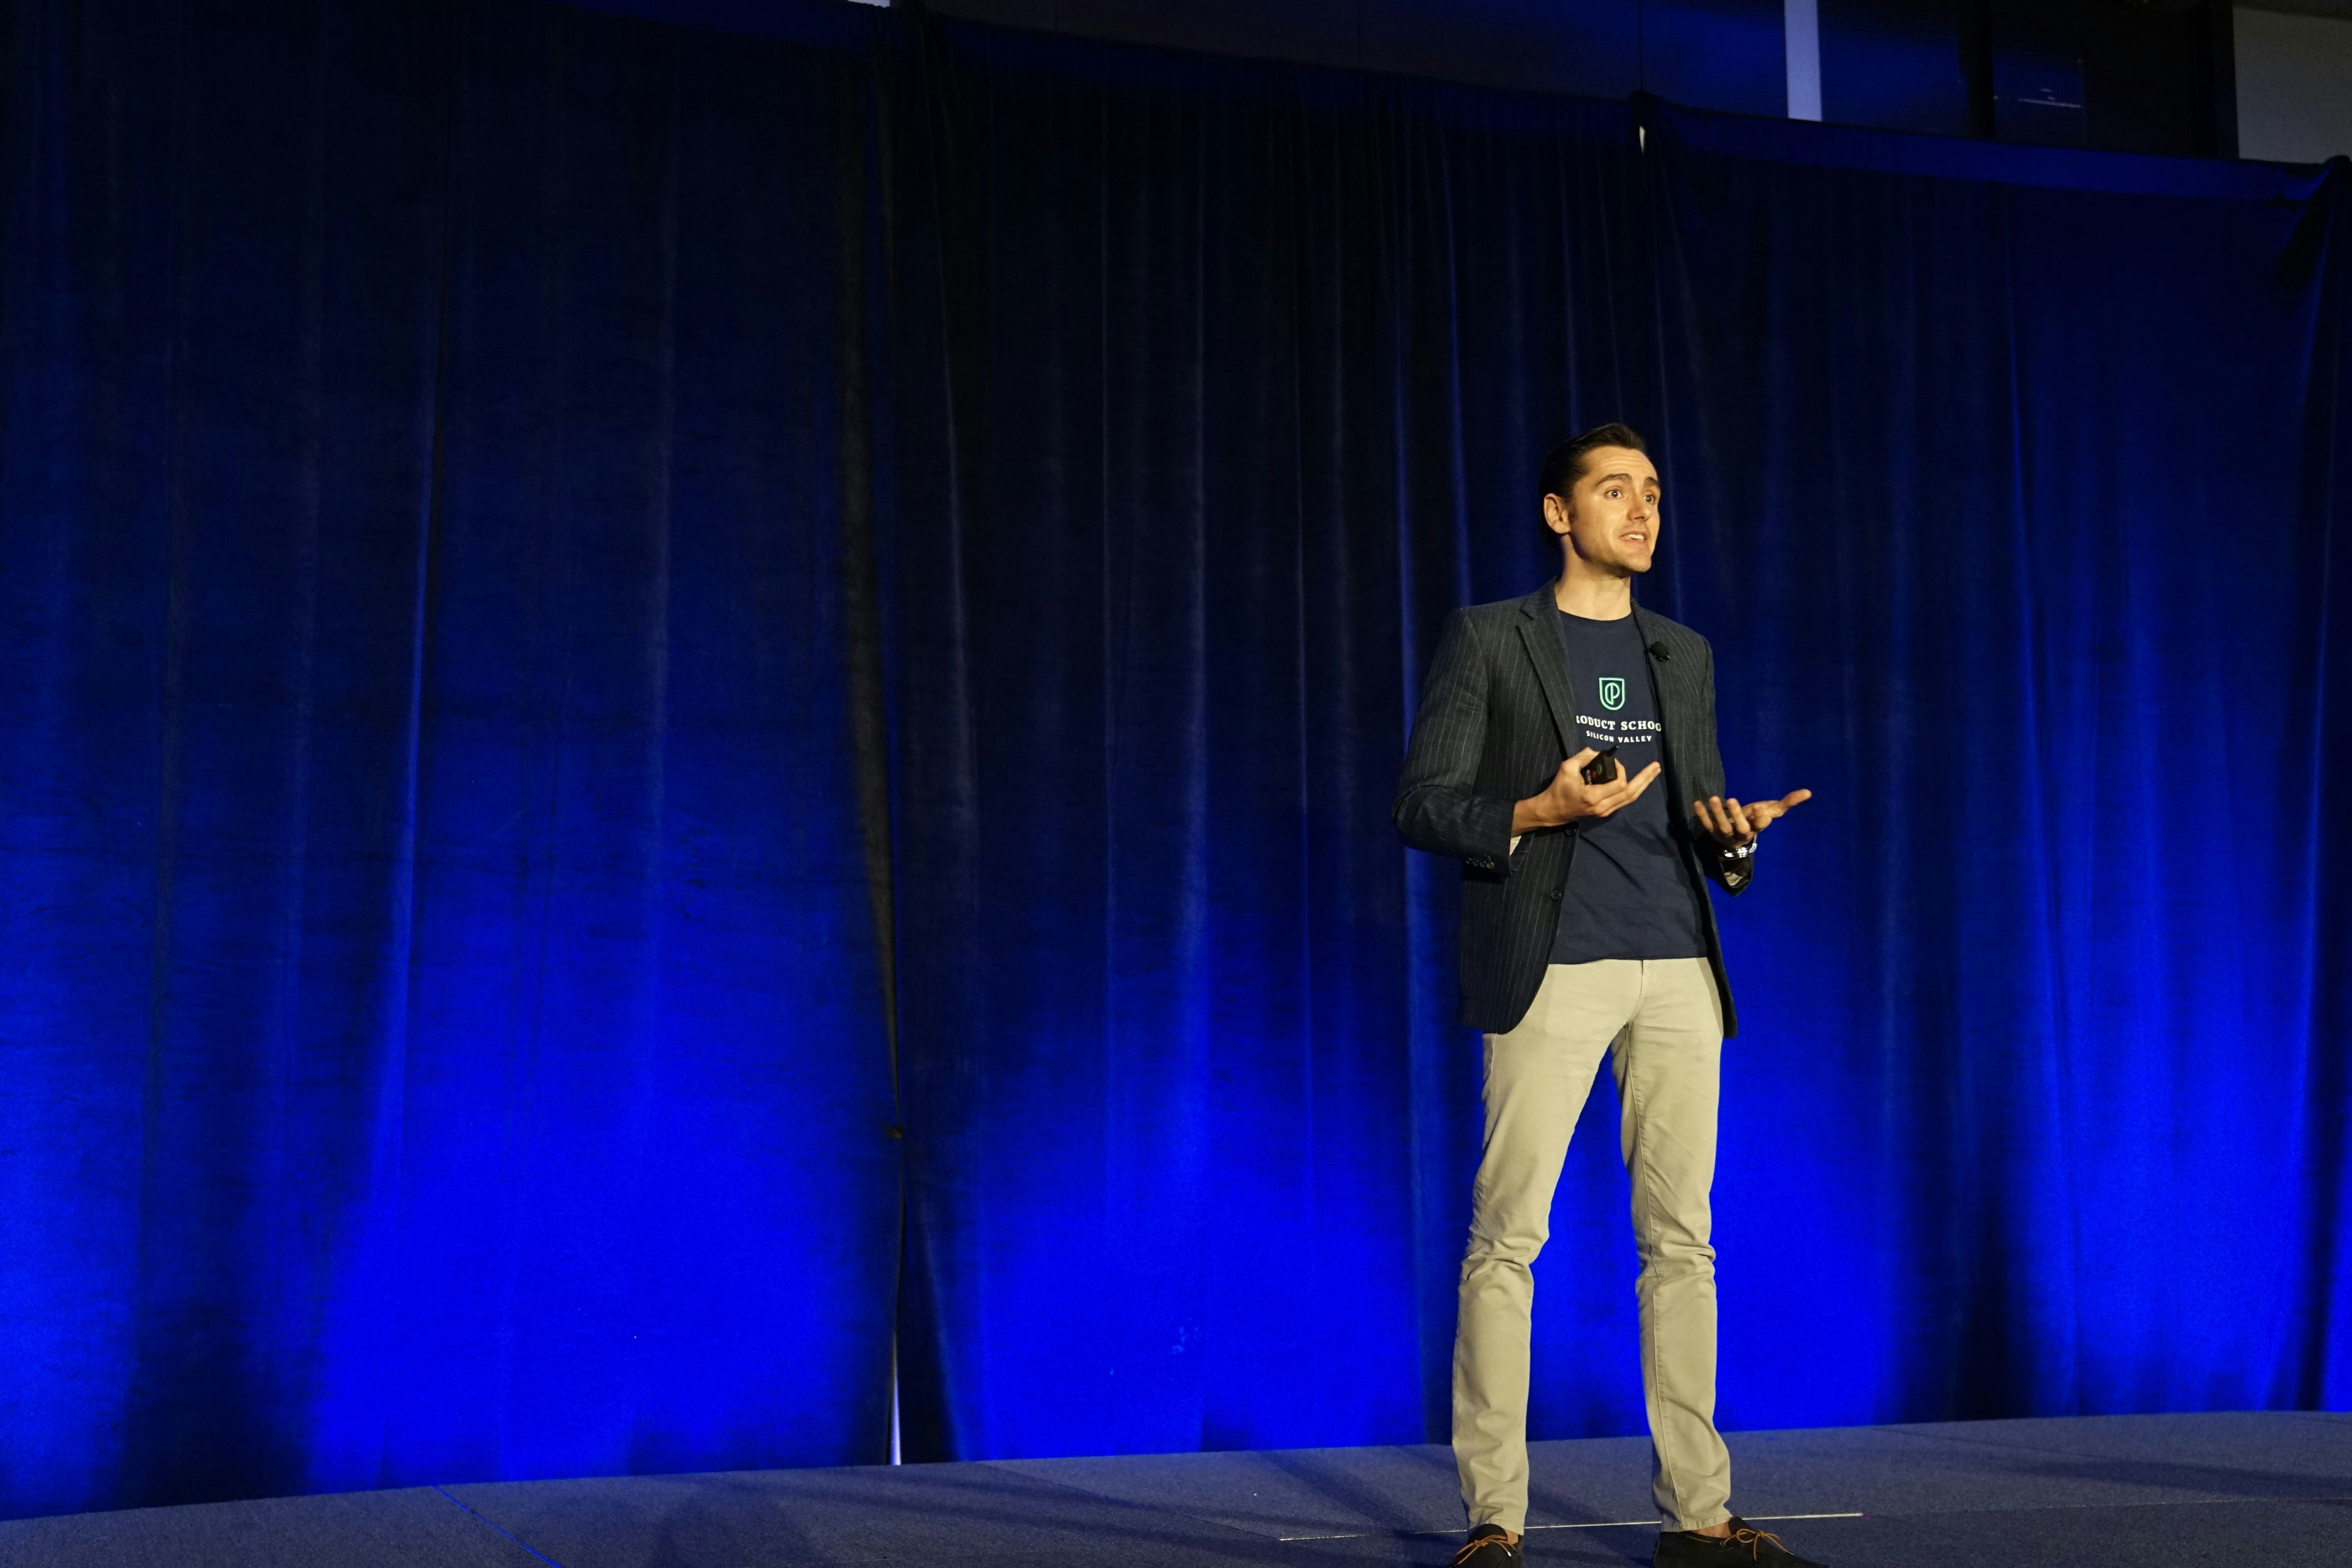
[1786,0,1824,121]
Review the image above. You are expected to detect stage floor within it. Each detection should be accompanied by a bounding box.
[5,1411,2347,1567]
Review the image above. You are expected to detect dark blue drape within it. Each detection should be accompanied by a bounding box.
[1641,107,2352,1423]
[5,0,2349,1520]
[0,0,900,1520]
[883,22,2352,1460]
[883,26,1661,1459]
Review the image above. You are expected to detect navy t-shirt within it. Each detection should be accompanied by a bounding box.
[1546,609,1707,964]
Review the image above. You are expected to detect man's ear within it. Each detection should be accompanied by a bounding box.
[1542,493,1569,536]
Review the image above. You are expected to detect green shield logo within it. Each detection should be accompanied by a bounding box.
[1598,676,1626,711]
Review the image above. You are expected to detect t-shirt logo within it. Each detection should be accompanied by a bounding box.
[1598,676,1626,711]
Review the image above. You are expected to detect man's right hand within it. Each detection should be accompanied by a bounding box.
[1511,748,1662,835]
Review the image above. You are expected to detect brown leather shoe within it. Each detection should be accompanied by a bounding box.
[1454,1524,1524,1568]
[1653,1518,1825,1567]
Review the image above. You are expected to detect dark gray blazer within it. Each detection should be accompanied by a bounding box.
[1392,583,1754,1036]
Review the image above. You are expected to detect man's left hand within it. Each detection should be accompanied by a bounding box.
[1693,789,1812,848]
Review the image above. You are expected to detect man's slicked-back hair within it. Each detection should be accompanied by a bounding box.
[1538,422,1649,503]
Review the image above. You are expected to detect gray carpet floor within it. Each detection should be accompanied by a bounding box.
[4,1411,2345,1567]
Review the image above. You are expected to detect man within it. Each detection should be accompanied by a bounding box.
[1393,424,1816,1568]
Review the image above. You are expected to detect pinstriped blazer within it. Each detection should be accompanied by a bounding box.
[1392,583,1753,1037]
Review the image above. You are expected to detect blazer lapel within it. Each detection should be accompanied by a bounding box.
[1515,583,1579,756]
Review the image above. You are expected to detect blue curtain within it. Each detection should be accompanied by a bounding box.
[0,0,900,1520]
[882,24,1661,1459]
[5,0,2349,1519]
[1641,107,2352,1423]
[883,22,2352,1459]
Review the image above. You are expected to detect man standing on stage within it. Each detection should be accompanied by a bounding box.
[1393,425,1817,1568]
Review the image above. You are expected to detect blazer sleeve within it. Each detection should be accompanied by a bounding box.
[1690,638,1758,897]
[1392,609,1518,871]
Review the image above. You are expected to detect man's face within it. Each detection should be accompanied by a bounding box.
[1544,446,1661,575]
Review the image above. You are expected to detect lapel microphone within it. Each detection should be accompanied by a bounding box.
[1647,641,1670,661]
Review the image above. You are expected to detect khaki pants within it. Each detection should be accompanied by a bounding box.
[1452,957,1731,1535]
